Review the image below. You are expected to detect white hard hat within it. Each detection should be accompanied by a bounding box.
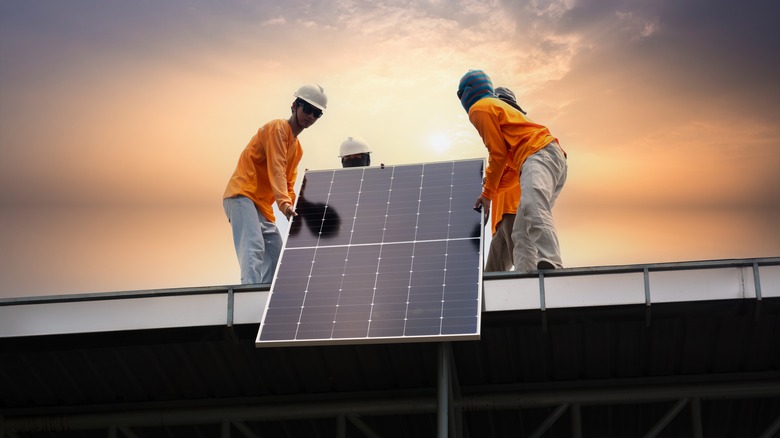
[339,136,372,157]
[294,84,328,110]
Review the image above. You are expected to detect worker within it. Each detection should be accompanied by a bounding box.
[484,87,524,272]
[223,84,327,284]
[339,135,372,168]
[458,70,567,272]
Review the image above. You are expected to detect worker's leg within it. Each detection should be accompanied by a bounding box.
[497,214,516,271]
[511,203,536,272]
[224,196,266,284]
[485,226,509,272]
[259,217,283,284]
[512,142,567,271]
[486,214,516,272]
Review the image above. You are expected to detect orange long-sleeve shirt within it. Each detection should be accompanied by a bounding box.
[490,182,520,235]
[223,119,303,222]
[468,97,558,200]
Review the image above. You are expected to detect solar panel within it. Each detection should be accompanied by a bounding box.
[256,159,484,347]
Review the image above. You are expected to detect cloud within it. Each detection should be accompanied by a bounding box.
[262,16,286,26]
[1,0,778,210]
[2,0,779,295]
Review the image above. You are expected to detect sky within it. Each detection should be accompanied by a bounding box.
[1,0,778,298]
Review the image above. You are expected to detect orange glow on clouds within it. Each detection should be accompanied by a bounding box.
[1,0,778,297]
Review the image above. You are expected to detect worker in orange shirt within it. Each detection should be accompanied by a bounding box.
[223,84,327,284]
[459,70,567,272]
[484,87,525,272]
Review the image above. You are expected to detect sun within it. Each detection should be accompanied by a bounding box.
[429,133,452,153]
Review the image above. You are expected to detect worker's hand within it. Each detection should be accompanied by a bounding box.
[283,204,297,220]
[473,196,490,223]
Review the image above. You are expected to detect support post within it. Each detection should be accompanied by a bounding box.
[438,343,450,438]
[571,403,582,438]
[227,287,234,327]
[690,398,703,438]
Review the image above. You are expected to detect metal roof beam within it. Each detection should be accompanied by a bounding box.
[232,420,260,438]
[346,415,381,438]
[758,413,780,438]
[642,398,688,438]
[528,403,569,438]
[462,380,780,410]
[3,379,778,434]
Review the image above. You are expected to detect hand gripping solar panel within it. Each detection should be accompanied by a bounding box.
[256,159,484,347]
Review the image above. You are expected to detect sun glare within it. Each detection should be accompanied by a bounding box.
[429,133,452,153]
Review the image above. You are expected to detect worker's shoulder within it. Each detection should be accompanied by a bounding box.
[256,119,297,140]
[259,118,290,130]
[470,97,511,115]
[470,97,501,109]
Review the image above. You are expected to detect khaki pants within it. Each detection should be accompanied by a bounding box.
[485,214,516,272]
[512,141,567,272]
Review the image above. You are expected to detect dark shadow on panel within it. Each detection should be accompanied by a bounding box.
[289,196,341,239]
[470,223,481,251]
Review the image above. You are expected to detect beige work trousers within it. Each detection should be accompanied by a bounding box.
[512,141,567,272]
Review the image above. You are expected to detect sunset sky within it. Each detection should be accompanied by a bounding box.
[1,0,778,298]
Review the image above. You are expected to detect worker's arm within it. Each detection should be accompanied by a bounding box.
[469,107,510,200]
[266,123,297,219]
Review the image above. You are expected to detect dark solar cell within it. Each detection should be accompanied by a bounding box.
[257,159,484,346]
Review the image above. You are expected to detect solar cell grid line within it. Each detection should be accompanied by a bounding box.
[294,170,366,341]
[327,171,381,341]
[261,170,344,342]
[394,164,428,337]
[350,167,393,245]
[399,162,459,336]
[257,159,484,347]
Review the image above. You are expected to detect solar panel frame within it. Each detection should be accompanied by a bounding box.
[256,159,484,347]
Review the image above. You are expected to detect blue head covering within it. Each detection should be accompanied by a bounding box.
[458,70,494,112]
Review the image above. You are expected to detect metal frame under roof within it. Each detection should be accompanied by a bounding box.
[1,257,779,437]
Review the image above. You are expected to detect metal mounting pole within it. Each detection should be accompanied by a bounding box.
[690,398,703,438]
[438,343,450,438]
